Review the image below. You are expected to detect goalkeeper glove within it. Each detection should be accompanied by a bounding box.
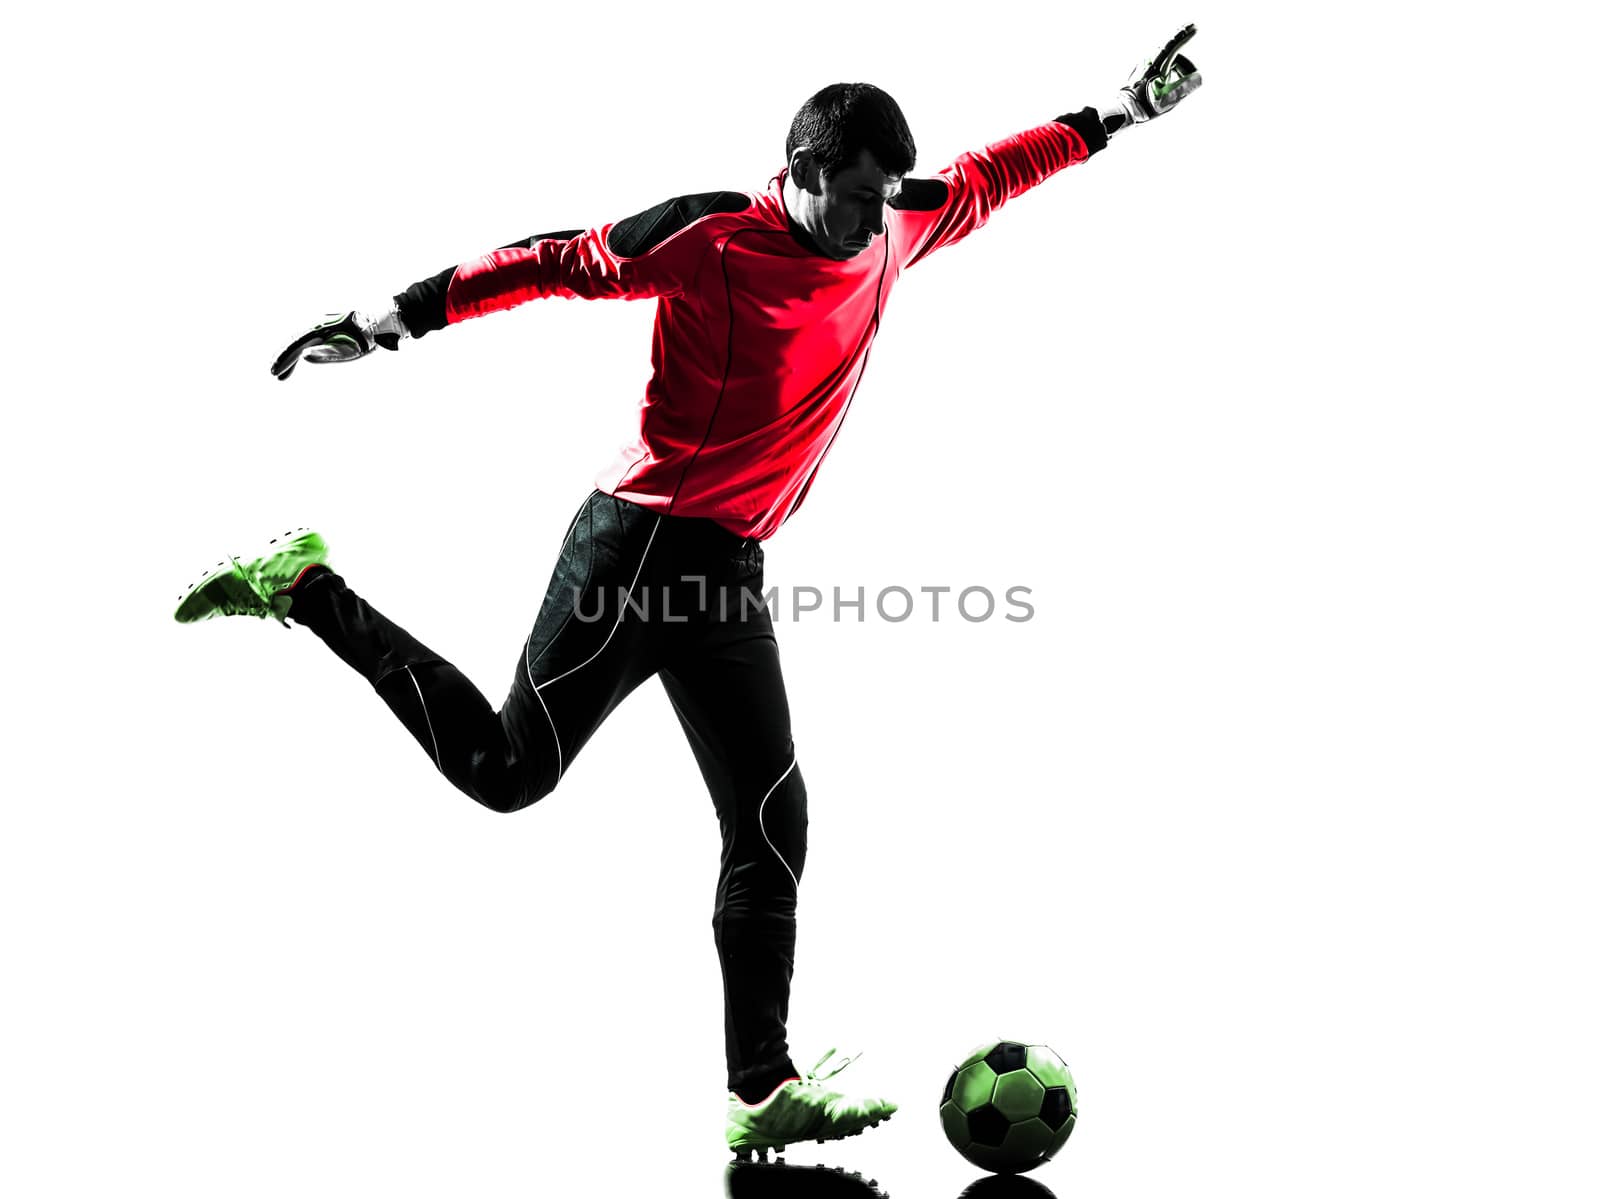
[270,305,409,381]
[1100,23,1203,138]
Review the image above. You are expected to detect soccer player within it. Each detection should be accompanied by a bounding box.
[176,28,1201,1159]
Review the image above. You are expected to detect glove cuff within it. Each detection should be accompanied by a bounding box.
[1098,91,1142,139]
[1097,106,1128,139]
[365,303,410,351]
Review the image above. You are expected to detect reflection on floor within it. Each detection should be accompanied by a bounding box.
[725,1159,888,1198]
[957,1174,1058,1199]
[723,1158,1061,1199]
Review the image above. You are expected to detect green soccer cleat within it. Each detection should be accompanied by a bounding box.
[174,529,329,626]
[726,1049,897,1160]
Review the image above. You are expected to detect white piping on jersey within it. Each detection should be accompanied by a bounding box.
[531,682,564,781]
[405,665,442,771]
[757,756,801,894]
[535,514,661,694]
[526,495,598,678]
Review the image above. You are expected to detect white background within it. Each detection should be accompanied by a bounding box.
[3,3,1596,1196]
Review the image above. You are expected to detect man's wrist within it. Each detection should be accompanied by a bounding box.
[1097,98,1134,139]
[365,302,410,349]
[1054,107,1110,156]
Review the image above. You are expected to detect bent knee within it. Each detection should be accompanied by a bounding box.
[471,758,560,814]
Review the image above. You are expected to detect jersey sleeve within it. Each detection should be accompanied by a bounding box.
[393,191,750,339]
[891,109,1108,270]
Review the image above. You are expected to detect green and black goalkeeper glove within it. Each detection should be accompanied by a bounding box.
[1100,23,1203,138]
[270,306,409,381]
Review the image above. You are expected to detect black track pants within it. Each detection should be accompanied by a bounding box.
[288,491,806,1094]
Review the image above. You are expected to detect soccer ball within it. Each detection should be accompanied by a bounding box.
[939,1040,1077,1174]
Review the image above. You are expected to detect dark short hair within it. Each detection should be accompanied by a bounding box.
[785,83,916,178]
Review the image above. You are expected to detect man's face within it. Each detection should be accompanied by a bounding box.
[794,148,903,260]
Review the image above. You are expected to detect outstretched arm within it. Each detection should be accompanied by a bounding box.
[266,228,582,382]
[891,113,1105,269]
[271,192,749,381]
[390,226,587,342]
[894,24,1202,269]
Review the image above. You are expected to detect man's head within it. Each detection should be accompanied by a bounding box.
[784,83,916,261]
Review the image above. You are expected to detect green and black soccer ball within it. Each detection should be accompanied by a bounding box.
[939,1040,1077,1174]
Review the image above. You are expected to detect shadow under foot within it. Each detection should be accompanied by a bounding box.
[725,1158,890,1199]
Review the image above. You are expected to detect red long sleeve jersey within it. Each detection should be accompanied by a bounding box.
[399,113,1105,540]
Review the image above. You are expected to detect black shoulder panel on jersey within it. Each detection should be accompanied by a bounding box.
[394,228,585,339]
[502,228,585,251]
[888,178,949,213]
[607,191,749,259]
